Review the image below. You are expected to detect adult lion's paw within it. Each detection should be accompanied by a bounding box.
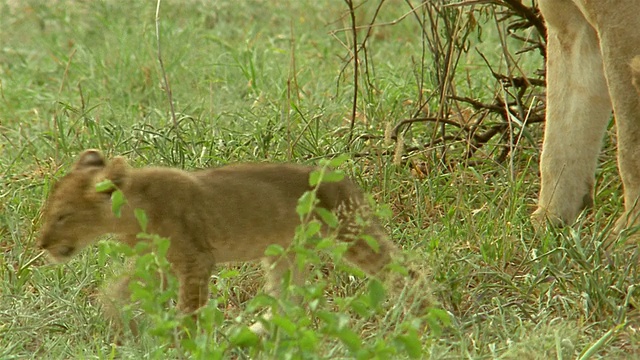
[531,207,565,231]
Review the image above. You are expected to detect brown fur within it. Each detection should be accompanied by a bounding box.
[37,149,407,334]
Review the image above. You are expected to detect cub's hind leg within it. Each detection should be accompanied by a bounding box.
[340,221,434,313]
[341,222,396,276]
[249,253,304,335]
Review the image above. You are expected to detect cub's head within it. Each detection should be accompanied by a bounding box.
[37,149,130,262]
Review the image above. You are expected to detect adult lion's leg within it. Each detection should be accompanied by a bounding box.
[533,0,613,226]
[591,10,640,232]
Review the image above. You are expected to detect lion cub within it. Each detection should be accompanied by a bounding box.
[38,149,403,334]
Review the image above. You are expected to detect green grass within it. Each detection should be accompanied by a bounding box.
[1,0,638,358]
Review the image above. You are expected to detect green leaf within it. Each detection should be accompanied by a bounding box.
[179,338,198,352]
[264,244,284,257]
[296,191,317,217]
[350,298,369,317]
[362,234,380,253]
[299,330,319,352]
[157,286,175,303]
[272,315,297,336]
[95,179,116,192]
[376,204,393,219]
[155,237,171,258]
[309,170,322,186]
[303,221,322,238]
[229,326,260,347]
[136,253,155,271]
[387,262,409,276]
[134,208,148,232]
[133,241,150,254]
[309,169,345,186]
[337,328,362,353]
[424,307,452,336]
[315,207,338,228]
[218,268,240,279]
[427,307,452,327]
[129,281,152,302]
[315,310,336,325]
[149,319,180,336]
[315,237,336,251]
[368,279,386,308]
[111,190,126,217]
[395,330,423,359]
[246,294,278,311]
[320,154,350,167]
[321,170,345,183]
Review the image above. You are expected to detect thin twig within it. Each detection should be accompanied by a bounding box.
[344,0,359,148]
[155,0,178,129]
[329,1,428,34]
[360,0,385,96]
[286,20,299,161]
[58,48,76,97]
[502,0,546,39]
[392,117,468,140]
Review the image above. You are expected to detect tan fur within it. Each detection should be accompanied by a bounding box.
[533,0,640,231]
[37,150,408,334]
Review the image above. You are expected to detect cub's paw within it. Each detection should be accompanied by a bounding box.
[249,318,270,336]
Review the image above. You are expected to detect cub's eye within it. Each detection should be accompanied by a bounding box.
[56,213,71,224]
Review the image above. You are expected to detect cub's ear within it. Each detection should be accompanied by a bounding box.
[74,149,106,170]
[105,156,130,189]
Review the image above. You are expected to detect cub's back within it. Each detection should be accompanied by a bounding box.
[196,163,315,194]
[193,163,363,211]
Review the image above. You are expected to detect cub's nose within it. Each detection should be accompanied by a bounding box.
[57,246,74,257]
[38,232,57,251]
[37,236,57,253]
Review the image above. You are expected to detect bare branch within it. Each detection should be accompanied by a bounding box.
[344,0,359,148]
[155,0,178,129]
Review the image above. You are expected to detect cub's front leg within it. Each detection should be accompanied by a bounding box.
[99,260,172,338]
[99,248,215,339]
[172,258,216,314]
[100,274,138,337]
